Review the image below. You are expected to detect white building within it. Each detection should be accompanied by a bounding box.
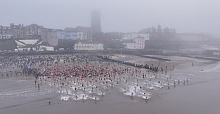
[39,45,54,51]
[15,39,54,52]
[17,45,54,52]
[122,32,149,40]
[74,41,103,50]
[15,39,42,48]
[17,47,36,52]
[123,36,145,49]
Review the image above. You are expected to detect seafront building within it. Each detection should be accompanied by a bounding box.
[74,41,103,50]
[123,36,145,49]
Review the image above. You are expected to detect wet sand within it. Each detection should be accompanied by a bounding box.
[0,55,220,114]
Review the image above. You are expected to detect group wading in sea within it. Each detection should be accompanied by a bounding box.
[0,54,190,103]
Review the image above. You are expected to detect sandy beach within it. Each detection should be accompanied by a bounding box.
[0,54,219,114]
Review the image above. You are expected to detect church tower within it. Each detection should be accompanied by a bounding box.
[91,10,101,33]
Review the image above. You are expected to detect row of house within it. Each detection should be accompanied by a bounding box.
[0,23,58,46]
[13,37,145,51]
[73,36,146,50]
[107,24,175,41]
[12,35,146,51]
[1,23,162,51]
[121,32,149,40]
[0,23,95,49]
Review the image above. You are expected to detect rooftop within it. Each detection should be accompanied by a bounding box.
[77,40,102,44]
[123,40,135,43]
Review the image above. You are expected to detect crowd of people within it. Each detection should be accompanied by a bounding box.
[0,54,189,102]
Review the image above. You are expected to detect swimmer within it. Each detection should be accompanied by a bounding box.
[168,83,170,89]
[49,98,51,105]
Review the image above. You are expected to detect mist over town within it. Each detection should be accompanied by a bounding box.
[0,0,220,114]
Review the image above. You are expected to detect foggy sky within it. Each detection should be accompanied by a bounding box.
[0,0,219,36]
